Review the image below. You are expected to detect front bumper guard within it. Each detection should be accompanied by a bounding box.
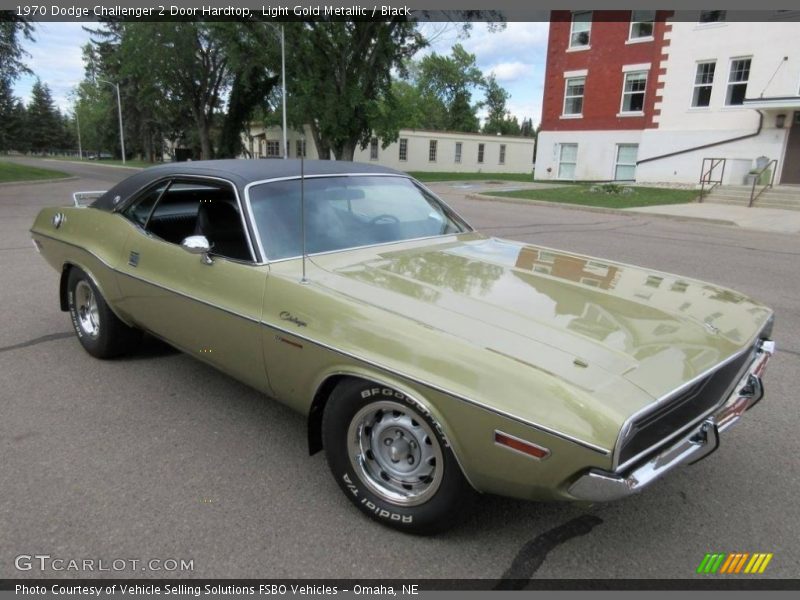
[568,339,775,502]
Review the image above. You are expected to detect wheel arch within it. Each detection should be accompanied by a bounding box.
[59,263,72,311]
[60,261,135,327]
[306,369,480,492]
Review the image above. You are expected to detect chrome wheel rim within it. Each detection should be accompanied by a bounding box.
[347,400,444,506]
[75,280,100,338]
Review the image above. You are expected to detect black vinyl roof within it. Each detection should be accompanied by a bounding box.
[91,159,406,211]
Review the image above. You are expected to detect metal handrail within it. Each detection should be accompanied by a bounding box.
[748,159,777,207]
[699,157,726,202]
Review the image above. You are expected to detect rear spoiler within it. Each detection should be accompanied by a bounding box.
[72,191,107,208]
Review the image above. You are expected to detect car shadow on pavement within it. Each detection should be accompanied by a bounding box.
[124,333,181,360]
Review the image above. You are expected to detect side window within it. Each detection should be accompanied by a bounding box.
[122,181,169,227]
[145,179,252,262]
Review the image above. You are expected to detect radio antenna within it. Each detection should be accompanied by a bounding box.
[300,141,308,284]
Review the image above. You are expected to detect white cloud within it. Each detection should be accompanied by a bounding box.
[464,22,549,65]
[422,22,549,124]
[14,22,90,111]
[486,61,533,83]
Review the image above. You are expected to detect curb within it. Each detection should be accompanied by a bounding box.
[466,193,737,228]
[42,159,144,171]
[0,176,78,188]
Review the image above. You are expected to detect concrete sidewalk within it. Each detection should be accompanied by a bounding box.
[430,180,800,233]
[626,202,800,234]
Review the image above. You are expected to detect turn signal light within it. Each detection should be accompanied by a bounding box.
[494,430,550,460]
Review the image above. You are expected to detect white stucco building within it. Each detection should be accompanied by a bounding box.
[242,125,535,174]
[638,14,800,185]
[534,10,800,186]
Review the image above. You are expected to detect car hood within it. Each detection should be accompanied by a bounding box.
[311,234,772,401]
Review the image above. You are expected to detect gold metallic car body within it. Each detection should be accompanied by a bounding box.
[30,161,774,502]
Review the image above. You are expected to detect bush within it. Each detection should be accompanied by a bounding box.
[589,183,626,194]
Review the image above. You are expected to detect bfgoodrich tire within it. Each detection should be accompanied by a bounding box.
[322,379,475,534]
[67,267,141,359]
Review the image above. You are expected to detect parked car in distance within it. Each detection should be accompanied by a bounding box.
[30,160,775,533]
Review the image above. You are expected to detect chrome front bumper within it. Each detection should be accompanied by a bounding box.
[569,339,776,502]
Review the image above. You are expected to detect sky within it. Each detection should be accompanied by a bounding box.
[14,21,549,126]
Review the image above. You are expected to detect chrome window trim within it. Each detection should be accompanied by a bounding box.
[72,191,108,208]
[116,173,260,263]
[32,229,610,457]
[612,323,772,472]
[242,173,474,264]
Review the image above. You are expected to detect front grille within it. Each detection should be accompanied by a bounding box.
[617,345,756,467]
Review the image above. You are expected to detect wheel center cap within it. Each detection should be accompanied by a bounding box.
[388,438,410,462]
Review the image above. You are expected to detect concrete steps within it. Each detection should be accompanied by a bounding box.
[703,185,800,211]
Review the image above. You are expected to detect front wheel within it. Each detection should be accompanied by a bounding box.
[67,267,141,358]
[322,380,475,534]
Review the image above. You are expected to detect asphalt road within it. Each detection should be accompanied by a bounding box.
[2,158,799,581]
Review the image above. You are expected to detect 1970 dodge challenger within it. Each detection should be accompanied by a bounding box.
[31,160,775,533]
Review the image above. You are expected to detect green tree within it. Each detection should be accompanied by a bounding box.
[286,21,426,160]
[520,117,535,137]
[482,74,519,135]
[27,80,61,153]
[0,18,34,83]
[0,78,17,152]
[214,23,280,158]
[73,76,118,158]
[9,100,30,153]
[415,44,485,132]
[84,22,281,161]
[116,23,231,159]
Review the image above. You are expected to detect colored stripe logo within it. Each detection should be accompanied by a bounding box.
[696,553,773,574]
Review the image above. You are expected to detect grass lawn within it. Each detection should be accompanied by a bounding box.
[484,184,699,209]
[43,157,153,169]
[408,171,534,183]
[0,161,70,183]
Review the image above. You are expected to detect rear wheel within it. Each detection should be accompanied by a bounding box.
[322,379,474,534]
[67,267,140,358]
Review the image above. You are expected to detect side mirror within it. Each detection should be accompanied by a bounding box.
[181,235,213,265]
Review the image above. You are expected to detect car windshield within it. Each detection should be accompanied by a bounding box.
[247,175,469,260]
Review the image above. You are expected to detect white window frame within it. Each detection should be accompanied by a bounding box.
[369,137,379,160]
[620,71,648,115]
[398,138,408,161]
[477,143,485,164]
[691,61,716,108]
[569,11,592,49]
[628,10,656,41]
[614,144,639,181]
[557,143,578,180]
[563,76,586,117]
[499,144,506,165]
[725,57,752,106]
[428,140,437,162]
[295,139,306,158]
[454,141,462,164]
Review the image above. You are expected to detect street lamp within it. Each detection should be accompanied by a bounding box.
[75,108,82,161]
[266,24,288,160]
[96,78,126,165]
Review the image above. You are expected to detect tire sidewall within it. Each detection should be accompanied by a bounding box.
[323,381,469,534]
[67,268,105,356]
